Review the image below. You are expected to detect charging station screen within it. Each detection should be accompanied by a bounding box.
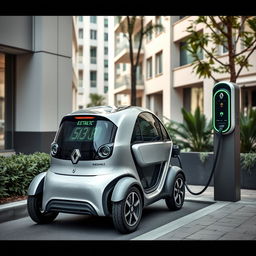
[213,89,230,133]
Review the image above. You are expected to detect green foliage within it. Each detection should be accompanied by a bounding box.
[86,93,106,108]
[199,152,210,164]
[165,107,213,152]
[240,108,256,153]
[241,153,256,174]
[0,152,50,198]
[185,16,256,82]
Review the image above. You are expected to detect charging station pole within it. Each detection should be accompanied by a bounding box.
[213,82,241,202]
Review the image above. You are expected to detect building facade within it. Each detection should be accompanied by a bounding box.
[111,16,256,123]
[76,16,114,109]
[0,16,73,154]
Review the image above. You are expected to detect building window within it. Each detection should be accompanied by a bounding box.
[155,16,162,35]
[79,70,83,87]
[123,63,126,71]
[241,87,256,113]
[146,21,153,42]
[90,71,97,87]
[78,29,83,39]
[183,87,204,114]
[104,86,108,93]
[104,47,108,55]
[146,57,152,79]
[78,46,83,63]
[90,30,97,40]
[90,47,97,64]
[104,60,108,68]
[104,33,108,42]
[0,53,14,150]
[78,16,83,22]
[104,73,108,81]
[90,16,97,24]
[180,41,203,66]
[104,18,108,28]
[155,51,163,75]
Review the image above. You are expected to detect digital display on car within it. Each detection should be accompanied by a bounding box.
[53,116,117,160]
[69,121,97,141]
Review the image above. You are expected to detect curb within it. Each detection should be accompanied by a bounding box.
[0,200,27,223]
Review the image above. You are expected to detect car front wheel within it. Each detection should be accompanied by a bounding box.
[27,194,58,224]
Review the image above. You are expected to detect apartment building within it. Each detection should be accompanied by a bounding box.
[72,16,79,111]
[0,16,73,154]
[111,16,256,123]
[76,16,114,109]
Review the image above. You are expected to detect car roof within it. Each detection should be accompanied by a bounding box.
[64,106,156,127]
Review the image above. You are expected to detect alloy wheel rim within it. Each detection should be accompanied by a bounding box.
[174,178,184,205]
[124,191,141,227]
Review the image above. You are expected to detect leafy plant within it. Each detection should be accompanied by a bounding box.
[185,16,256,83]
[240,108,256,153]
[165,107,213,152]
[0,152,50,198]
[86,93,106,107]
[199,152,210,164]
[240,153,256,175]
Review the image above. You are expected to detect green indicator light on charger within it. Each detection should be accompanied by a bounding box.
[220,112,224,117]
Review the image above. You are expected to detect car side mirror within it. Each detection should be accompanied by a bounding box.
[171,144,180,158]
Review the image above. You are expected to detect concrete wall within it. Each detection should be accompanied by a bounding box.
[12,16,72,153]
[0,16,32,51]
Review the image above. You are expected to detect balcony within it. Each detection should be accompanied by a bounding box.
[114,40,144,64]
[114,75,144,96]
[114,16,142,35]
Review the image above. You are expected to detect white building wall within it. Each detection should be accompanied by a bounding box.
[76,16,113,109]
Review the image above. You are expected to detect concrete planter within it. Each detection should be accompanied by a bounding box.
[171,152,256,189]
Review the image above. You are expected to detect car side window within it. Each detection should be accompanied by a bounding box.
[158,120,170,140]
[131,119,142,144]
[138,113,161,142]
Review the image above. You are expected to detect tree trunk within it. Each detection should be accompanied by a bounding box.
[227,18,237,83]
[131,65,137,106]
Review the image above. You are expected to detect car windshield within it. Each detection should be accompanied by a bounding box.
[53,116,117,160]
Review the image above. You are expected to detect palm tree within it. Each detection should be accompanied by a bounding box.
[240,108,256,153]
[86,93,106,107]
[165,107,213,152]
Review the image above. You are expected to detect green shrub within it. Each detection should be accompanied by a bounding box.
[0,152,50,198]
[241,153,256,175]
[165,107,213,152]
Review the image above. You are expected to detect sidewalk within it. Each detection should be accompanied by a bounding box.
[155,186,256,240]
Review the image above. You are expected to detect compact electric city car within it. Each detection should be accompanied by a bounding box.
[27,106,185,233]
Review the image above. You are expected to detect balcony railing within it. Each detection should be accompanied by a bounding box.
[115,40,142,57]
[115,75,144,89]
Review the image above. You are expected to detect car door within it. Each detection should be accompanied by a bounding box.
[131,112,172,191]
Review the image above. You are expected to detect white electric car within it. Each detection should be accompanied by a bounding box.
[27,106,185,233]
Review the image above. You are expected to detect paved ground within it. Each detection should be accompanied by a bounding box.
[0,199,209,240]
[1,185,256,240]
[154,186,256,240]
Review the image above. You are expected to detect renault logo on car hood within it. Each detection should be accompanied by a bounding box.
[71,149,81,164]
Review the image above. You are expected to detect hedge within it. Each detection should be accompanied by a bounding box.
[0,152,50,198]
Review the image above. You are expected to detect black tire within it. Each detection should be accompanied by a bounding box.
[112,186,143,234]
[27,194,58,224]
[165,173,185,210]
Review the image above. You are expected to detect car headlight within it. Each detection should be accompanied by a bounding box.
[51,143,58,156]
[97,143,113,158]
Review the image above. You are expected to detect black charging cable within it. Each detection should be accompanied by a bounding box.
[177,129,223,195]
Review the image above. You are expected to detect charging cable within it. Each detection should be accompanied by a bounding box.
[177,130,223,195]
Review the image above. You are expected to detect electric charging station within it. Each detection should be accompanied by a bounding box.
[212,81,241,202]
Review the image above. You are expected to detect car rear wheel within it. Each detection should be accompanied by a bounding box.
[112,186,143,234]
[27,194,58,224]
[165,173,185,210]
